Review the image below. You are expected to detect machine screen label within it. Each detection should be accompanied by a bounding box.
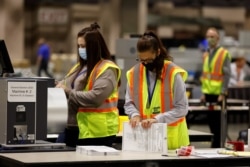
[8,82,36,102]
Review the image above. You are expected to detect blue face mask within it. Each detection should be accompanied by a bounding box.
[78,48,87,60]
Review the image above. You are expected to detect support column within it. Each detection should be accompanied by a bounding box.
[120,0,148,36]
[138,0,148,34]
[0,0,24,60]
[120,1,138,36]
[108,0,121,55]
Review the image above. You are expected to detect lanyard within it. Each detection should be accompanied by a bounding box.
[71,68,87,89]
[146,70,157,107]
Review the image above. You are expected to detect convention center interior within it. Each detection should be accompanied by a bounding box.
[1,0,250,166]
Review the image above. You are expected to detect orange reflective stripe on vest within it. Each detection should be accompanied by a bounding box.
[78,59,121,113]
[214,49,225,73]
[126,60,189,149]
[168,117,185,126]
[78,107,118,112]
[104,97,119,103]
[202,47,226,79]
[139,64,144,117]
[201,47,229,94]
[127,60,185,126]
[202,72,223,81]
[76,59,121,139]
[87,60,103,90]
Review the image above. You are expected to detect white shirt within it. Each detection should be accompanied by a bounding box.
[229,62,250,86]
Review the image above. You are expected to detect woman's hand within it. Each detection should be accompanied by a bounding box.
[200,94,205,103]
[141,118,158,129]
[130,116,141,128]
[55,82,63,88]
[56,83,70,96]
[217,94,224,102]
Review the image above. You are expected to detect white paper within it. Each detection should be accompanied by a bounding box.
[76,146,120,156]
[47,88,68,133]
[194,149,232,158]
[195,154,232,158]
[122,122,167,153]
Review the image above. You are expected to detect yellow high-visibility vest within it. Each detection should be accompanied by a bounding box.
[77,60,121,139]
[126,60,189,149]
[201,47,230,95]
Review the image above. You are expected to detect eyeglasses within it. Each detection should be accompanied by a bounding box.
[136,58,155,64]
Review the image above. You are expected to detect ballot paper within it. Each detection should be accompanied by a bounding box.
[76,146,121,156]
[122,122,167,153]
[47,88,68,134]
[194,149,232,158]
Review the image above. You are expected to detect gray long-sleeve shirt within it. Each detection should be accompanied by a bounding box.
[59,66,118,126]
[68,68,117,108]
[124,71,188,124]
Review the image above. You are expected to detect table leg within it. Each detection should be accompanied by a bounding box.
[220,98,227,148]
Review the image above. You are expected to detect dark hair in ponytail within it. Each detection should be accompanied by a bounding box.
[138,31,172,61]
[137,30,172,79]
[76,22,112,88]
[90,22,100,30]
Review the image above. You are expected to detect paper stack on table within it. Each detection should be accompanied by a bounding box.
[194,149,232,158]
[76,146,121,156]
[122,122,167,154]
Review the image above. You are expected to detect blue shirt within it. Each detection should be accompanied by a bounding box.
[37,44,50,61]
[198,39,208,52]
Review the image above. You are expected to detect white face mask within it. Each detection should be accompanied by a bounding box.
[78,48,87,60]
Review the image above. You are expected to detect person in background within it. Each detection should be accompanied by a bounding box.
[229,52,250,86]
[36,37,53,78]
[124,30,190,150]
[200,27,231,148]
[56,22,121,147]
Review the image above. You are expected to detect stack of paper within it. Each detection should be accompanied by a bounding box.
[122,122,167,153]
[76,146,121,156]
[194,149,232,158]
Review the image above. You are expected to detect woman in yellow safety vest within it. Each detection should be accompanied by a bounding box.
[124,31,190,150]
[56,22,121,147]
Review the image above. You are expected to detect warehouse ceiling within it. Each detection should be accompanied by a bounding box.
[148,0,250,8]
[24,0,246,28]
[25,0,250,8]
[24,0,242,28]
[147,14,222,28]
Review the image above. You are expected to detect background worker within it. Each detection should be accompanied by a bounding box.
[229,52,250,86]
[36,37,53,78]
[200,27,231,148]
